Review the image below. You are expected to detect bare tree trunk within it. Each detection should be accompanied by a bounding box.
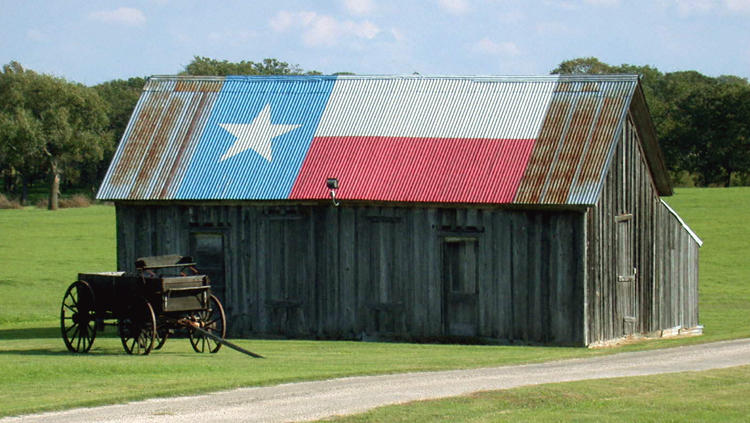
[48,160,60,211]
[21,175,28,206]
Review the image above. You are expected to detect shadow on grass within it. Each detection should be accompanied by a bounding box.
[0,348,73,356]
[0,326,60,340]
[0,348,146,356]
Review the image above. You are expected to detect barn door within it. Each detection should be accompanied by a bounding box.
[442,237,479,337]
[190,231,226,304]
[615,214,636,336]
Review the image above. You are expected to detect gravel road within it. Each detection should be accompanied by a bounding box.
[5,338,750,423]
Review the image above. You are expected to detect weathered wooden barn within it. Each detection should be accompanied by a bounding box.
[97,74,702,346]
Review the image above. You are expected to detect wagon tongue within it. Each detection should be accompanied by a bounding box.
[179,319,264,358]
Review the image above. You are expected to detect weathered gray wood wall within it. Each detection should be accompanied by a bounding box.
[585,114,700,345]
[116,204,587,345]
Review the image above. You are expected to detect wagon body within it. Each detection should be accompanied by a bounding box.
[77,271,210,318]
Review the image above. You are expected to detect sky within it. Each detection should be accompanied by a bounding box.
[1,0,749,86]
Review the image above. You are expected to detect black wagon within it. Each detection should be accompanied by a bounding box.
[60,255,226,355]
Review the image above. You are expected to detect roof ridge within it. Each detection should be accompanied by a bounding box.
[147,74,641,82]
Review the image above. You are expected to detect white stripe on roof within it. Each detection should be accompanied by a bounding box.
[315,78,559,139]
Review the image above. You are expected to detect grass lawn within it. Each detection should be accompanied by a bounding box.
[1,187,749,417]
[321,365,750,422]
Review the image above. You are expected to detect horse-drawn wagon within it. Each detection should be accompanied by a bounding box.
[60,255,228,355]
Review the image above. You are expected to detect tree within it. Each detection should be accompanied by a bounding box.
[673,83,750,186]
[550,57,616,75]
[0,62,111,209]
[182,56,320,76]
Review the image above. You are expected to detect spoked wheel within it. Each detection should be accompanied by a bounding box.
[60,280,97,353]
[118,300,156,355]
[189,294,226,353]
[154,321,169,350]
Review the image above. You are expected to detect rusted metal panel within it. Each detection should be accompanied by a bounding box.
[514,93,575,203]
[568,96,628,204]
[174,79,223,93]
[543,94,600,203]
[98,77,223,200]
[514,77,637,205]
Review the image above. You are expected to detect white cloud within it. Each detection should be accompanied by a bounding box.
[536,21,571,35]
[343,0,375,15]
[583,0,620,5]
[26,29,46,41]
[472,38,520,56]
[725,0,750,11]
[675,0,716,15]
[270,11,380,47]
[543,0,577,10]
[497,10,525,24]
[207,30,257,43]
[390,28,406,42]
[438,0,470,14]
[660,0,750,15]
[89,7,146,26]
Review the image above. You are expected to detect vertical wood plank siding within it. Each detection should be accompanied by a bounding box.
[116,204,586,345]
[585,115,700,345]
[112,112,698,347]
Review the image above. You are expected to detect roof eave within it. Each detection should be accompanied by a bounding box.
[629,81,673,196]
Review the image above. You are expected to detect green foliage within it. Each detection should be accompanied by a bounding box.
[552,57,750,187]
[182,56,320,76]
[550,57,617,75]
[0,61,112,207]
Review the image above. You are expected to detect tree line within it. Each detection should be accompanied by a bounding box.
[1,56,749,209]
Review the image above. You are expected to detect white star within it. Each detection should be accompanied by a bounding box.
[218,103,301,162]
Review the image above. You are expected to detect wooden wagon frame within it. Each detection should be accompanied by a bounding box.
[60,255,226,355]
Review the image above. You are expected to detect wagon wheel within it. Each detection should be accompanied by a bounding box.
[118,300,156,355]
[189,294,226,353]
[154,321,169,350]
[60,280,97,353]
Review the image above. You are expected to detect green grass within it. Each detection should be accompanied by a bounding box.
[321,365,750,422]
[1,187,749,417]
[663,187,750,341]
[0,205,116,325]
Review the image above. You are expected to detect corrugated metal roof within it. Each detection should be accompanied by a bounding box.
[514,77,636,204]
[97,74,653,205]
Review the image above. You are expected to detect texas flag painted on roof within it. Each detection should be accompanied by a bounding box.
[97,75,645,205]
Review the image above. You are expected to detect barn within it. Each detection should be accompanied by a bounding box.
[97,74,702,346]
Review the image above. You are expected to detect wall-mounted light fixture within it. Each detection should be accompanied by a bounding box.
[326,178,340,207]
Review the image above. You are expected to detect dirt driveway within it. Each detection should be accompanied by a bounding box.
[4,338,750,423]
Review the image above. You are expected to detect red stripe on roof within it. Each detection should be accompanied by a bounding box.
[289,136,536,203]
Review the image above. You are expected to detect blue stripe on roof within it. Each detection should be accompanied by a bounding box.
[175,76,336,200]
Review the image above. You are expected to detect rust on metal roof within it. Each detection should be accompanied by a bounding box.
[514,79,636,205]
[175,79,223,93]
[514,92,573,203]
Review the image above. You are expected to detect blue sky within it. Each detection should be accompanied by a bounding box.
[1,0,749,85]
